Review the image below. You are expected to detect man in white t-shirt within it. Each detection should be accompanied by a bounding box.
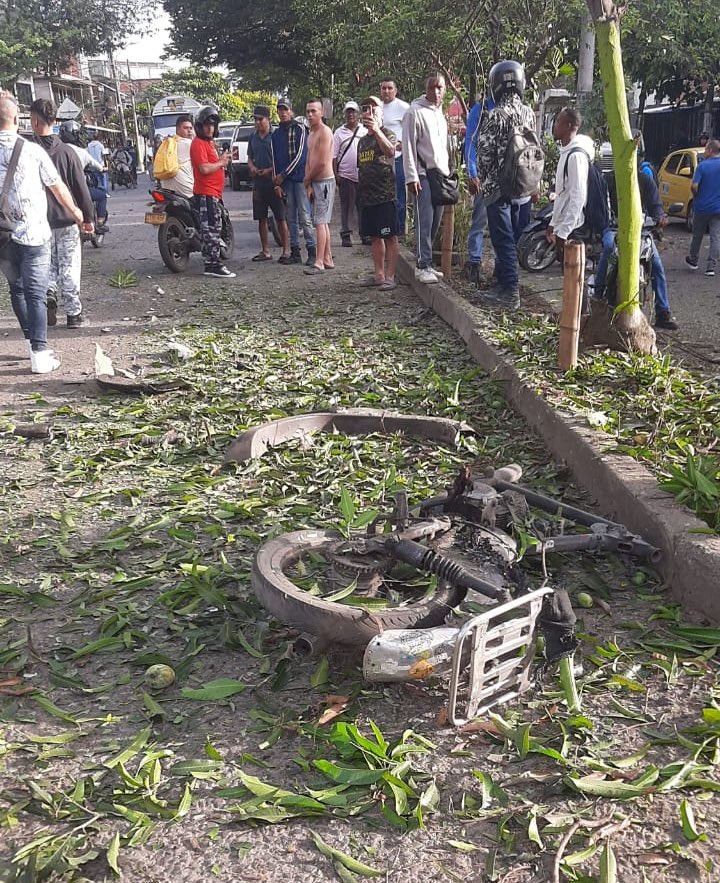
[332,101,366,247]
[160,115,195,200]
[380,78,409,234]
[0,95,83,373]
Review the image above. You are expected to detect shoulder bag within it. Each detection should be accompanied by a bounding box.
[0,138,23,256]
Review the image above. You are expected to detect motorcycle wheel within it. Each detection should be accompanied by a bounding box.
[220,217,235,261]
[518,230,557,272]
[158,216,191,273]
[91,233,104,248]
[252,529,466,645]
[268,214,283,248]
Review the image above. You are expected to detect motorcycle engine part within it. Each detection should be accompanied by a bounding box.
[251,529,468,644]
[327,538,391,595]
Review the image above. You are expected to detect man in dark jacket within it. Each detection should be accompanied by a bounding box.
[475,60,536,309]
[30,99,95,327]
[272,100,316,266]
[595,137,678,331]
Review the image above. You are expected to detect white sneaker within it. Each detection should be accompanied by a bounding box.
[30,349,61,374]
[416,268,439,284]
[25,340,32,358]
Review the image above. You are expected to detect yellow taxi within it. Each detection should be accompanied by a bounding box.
[657,147,704,230]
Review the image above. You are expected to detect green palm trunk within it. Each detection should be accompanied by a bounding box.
[595,15,641,312]
[583,0,656,353]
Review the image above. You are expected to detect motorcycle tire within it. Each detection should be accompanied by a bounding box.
[158,216,191,273]
[91,233,104,248]
[220,217,235,261]
[518,230,557,272]
[268,214,283,248]
[251,529,467,645]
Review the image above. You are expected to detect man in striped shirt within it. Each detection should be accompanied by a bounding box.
[272,100,316,266]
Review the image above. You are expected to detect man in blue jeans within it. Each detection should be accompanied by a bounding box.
[474,60,536,309]
[464,95,488,284]
[596,156,678,330]
[402,73,449,284]
[0,95,83,373]
[685,138,720,277]
[272,99,316,266]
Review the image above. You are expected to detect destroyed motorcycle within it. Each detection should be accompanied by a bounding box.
[144,187,235,273]
[251,463,660,646]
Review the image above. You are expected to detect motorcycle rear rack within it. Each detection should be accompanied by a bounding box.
[447,586,553,726]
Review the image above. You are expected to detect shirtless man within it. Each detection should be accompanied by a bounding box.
[303,99,335,274]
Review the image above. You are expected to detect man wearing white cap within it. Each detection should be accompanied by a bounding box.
[332,101,366,247]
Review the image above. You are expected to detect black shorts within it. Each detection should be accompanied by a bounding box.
[252,178,287,222]
[360,201,398,240]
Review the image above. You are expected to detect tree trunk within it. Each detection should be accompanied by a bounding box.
[581,1,656,354]
[704,83,715,136]
[576,12,595,100]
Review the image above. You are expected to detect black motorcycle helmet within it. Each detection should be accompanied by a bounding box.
[488,60,526,101]
[194,104,220,139]
[59,120,82,145]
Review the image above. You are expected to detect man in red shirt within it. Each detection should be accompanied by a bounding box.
[190,105,235,278]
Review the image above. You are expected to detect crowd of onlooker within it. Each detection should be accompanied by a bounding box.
[4,62,720,375]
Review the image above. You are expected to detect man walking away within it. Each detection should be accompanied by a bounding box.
[303,99,336,275]
[402,73,449,284]
[475,60,537,308]
[190,105,235,278]
[357,96,399,289]
[686,138,720,277]
[333,101,366,247]
[0,95,83,373]
[248,104,290,263]
[379,78,409,234]
[272,99,316,266]
[31,101,95,328]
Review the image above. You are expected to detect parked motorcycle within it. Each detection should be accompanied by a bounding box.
[144,188,235,273]
[517,204,606,274]
[517,204,557,272]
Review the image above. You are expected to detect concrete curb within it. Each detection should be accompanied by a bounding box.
[398,251,720,623]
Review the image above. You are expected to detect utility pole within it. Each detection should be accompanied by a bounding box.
[126,60,144,172]
[576,12,595,107]
[108,47,128,143]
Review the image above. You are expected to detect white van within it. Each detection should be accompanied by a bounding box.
[151,95,202,140]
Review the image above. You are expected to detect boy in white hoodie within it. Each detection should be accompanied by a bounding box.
[546,107,596,245]
[402,74,449,284]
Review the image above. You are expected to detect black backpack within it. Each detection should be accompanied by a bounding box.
[498,110,545,200]
[563,146,611,236]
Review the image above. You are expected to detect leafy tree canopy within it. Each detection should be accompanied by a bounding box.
[164,0,585,104]
[0,0,155,87]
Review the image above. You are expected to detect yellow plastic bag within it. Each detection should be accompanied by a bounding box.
[153,136,179,180]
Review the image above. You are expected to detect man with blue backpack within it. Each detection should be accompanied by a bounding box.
[546,107,601,249]
[594,129,678,331]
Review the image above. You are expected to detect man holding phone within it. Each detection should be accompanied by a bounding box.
[190,104,235,278]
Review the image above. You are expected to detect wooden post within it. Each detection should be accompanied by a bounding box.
[441,205,455,280]
[559,240,585,370]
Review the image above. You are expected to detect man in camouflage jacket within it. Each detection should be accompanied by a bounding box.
[475,60,536,308]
